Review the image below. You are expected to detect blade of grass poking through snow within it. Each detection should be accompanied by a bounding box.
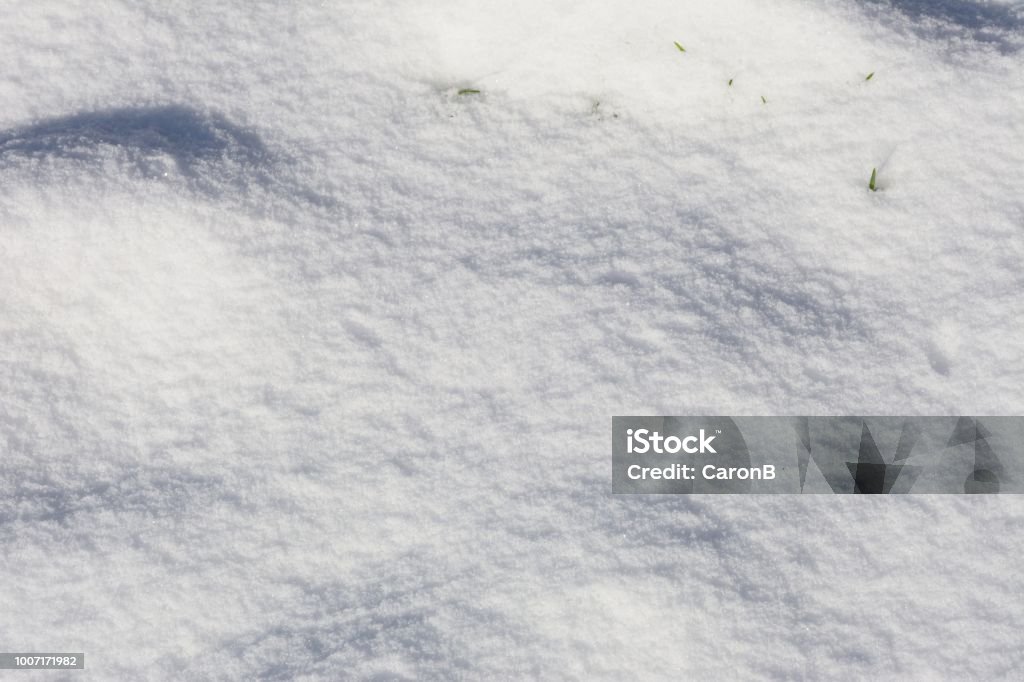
[728,78,734,86]
[761,95,767,104]
[674,41,686,52]
[458,88,481,95]
[866,72,875,81]
[869,168,878,191]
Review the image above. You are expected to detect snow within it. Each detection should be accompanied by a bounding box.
[1,0,1023,678]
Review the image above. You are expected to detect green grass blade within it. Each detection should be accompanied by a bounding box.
[865,71,875,81]
[674,41,686,52]
[457,89,481,95]
[869,168,878,191]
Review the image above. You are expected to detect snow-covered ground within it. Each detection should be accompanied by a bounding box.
[1,0,1023,678]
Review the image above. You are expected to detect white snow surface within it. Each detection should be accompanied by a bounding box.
[1,0,1024,678]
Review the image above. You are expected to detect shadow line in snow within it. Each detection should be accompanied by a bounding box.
[0,105,340,213]
[857,0,1024,53]
[0,105,269,172]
